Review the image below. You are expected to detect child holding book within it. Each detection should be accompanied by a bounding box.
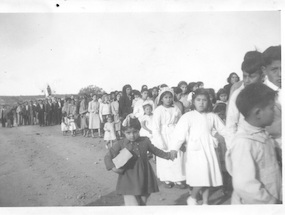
[104,117,176,206]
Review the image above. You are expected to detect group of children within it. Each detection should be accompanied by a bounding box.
[104,45,282,206]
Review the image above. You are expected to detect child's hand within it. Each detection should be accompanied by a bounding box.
[169,150,177,161]
[112,167,124,174]
[149,131,152,135]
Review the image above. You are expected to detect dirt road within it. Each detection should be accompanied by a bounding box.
[0,125,230,207]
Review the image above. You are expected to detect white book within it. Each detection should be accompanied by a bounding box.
[112,148,133,169]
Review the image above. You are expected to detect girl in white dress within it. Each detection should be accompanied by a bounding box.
[140,103,153,140]
[104,115,117,149]
[111,93,122,139]
[152,87,186,189]
[171,88,227,205]
[88,95,101,138]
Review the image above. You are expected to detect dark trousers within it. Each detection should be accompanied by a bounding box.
[38,112,44,126]
[1,118,6,127]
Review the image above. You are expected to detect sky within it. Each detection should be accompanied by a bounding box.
[0,11,281,96]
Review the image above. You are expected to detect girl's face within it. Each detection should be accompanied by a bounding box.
[161,92,173,107]
[193,85,198,91]
[141,91,148,100]
[144,106,153,115]
[180,84,188,94]
[219,93,228,102]
[230,74,239,84]
[107,117,112,123]
[116,94,121,101]
[126,87,132,95]
[152,89,158,97]
[92,95,97,101]
[123,128,140,142]
[194,94,208,113]
[198,84,204,89]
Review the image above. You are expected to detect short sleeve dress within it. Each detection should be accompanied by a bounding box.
[104,137,171,195]
[139,114,153,139]
[104,122,117,141]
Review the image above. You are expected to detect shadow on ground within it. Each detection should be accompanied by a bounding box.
[85,191,124,206]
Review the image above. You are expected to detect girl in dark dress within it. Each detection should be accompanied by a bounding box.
[104,117,176,206]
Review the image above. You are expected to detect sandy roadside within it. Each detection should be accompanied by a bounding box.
[0,125,230,207]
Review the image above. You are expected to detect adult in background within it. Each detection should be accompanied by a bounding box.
[261,45,282,149]
[52,98,59,125]
[16,103,22,126]
[178,81,191,112]
[119,84,133,121]
[74,96,81,129]
[1,105,6,127]
[79,95,89,137]
[29,100,35,125]
[223,73,240,98]
[45,98,53,126]
[22,102,30,125]
[33,100,39,125]
[111,93,122,139]
[88,94,101,138]
[37,99,45,126]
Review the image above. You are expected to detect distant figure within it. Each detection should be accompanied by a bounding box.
[223,73,240,97]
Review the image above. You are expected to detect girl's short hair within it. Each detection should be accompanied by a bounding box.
[207,88,216,104]
[178,81,187,88]
[196,81,204,88]
[143,103,153,110]
[227,72,240,84]
[216,88,227,100]
[241,51,263,75]
[173,86,182,95]
[192,88,213,112]
[187,82,197,93]
[141,85,148,91]
[141,88,149,94]
[132,90,141,97]
[122,117,141,131]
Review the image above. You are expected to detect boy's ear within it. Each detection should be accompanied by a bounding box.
[253,107,261,119]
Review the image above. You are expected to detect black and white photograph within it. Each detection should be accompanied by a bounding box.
[0,0,283,215]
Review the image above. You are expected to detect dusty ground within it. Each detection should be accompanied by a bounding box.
[0,125,230,207]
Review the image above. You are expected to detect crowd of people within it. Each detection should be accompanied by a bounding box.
[0,45,282,206]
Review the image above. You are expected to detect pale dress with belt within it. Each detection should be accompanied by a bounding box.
[88,100,100,129]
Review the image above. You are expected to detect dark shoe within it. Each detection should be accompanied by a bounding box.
[174,183,187,189]
[164,182,174,189]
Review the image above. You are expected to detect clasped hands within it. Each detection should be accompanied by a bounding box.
[169,150,178,161]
